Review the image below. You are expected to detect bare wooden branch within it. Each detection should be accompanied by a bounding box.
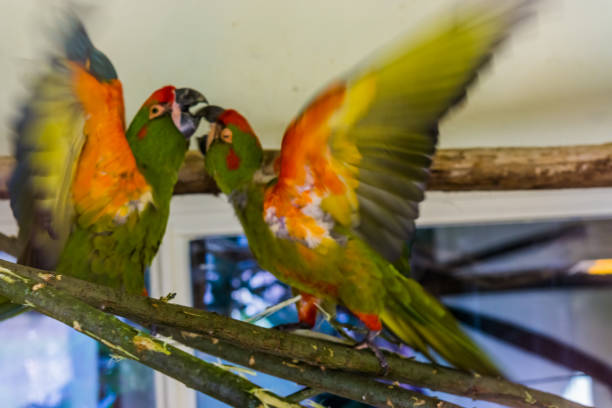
[2,143,612,199]
[429,143,612,191]
[174,143,612,194]
[285,388,323,403]
[174,149,220,195]
[7,260,588,408]
[165,327,463,408]
[424,268,612,296]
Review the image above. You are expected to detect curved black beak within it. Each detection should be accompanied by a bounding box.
[175,88,208,109]
[196,105,226,123]
[174,88,208,138]
[195,105,226,154]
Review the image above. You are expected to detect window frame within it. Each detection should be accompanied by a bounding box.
[150,195,242,408]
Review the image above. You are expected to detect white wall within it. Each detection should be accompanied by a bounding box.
[0,0,611,155]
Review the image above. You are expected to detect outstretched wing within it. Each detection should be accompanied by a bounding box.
[9,15,125,269]
[264,1,530,260]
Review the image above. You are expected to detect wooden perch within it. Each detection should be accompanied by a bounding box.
[178,142,612,194]
[0,263,300,408]
[166,328,462,408]
[0,142,612,199]
[429,143,612,190]
[6,260,588,408]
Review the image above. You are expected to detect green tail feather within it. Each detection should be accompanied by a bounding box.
[0,297,28,321]
[381,273,501,377]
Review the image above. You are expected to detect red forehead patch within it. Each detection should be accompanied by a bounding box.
[219,109,255,135]
[146,85,176,105]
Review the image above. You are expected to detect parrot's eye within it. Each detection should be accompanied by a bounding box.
[221,127,233,143]
[149,104,166,119]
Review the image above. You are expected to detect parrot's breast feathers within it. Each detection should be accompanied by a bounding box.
[264,165,337,249]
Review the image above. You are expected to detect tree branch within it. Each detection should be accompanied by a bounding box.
[6,260,588,408]
[285,388,323,403]
[173,143,612,194]
[165,327,461,408]
[1,143,612,199]
[0,263,301,408]
[429,143,612,191]
[449,305,612,389]
[423,268,612,296]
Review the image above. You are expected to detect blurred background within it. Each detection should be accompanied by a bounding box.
[0,0,611,407]
[1,0,611,152]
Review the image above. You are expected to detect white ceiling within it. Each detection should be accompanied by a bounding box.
[0,0,611,154]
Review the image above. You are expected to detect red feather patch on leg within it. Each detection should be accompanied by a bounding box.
[355,312,382,332]
[297,293,319,328]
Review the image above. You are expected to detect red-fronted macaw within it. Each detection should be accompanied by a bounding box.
[198,1,532,374]
[0,14,207,319]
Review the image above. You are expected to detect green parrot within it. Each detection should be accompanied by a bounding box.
[198,1,533,375]
[1,14,207,319]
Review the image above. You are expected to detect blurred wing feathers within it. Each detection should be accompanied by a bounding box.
[9,15,125,268]
[266,1,530,259]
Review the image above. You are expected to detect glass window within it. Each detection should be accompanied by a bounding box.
[189,237,303,408]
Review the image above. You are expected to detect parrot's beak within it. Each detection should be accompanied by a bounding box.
[195,105,226,154]
[174,88,208,139]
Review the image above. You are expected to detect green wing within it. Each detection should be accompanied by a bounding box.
[331,1,531,261]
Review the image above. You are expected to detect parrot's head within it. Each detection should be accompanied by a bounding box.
[127,85,207,188]
[140,86,208,139]
[197,105,263,194]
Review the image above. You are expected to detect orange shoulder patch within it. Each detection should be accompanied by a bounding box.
[276,82,346,192]
[263,82,351,247]
[70,64,152,224]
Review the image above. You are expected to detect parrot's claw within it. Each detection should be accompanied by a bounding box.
[273,321,314,332]
[354,330,389,375]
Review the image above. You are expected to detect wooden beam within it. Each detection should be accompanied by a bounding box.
[2,143,612,199]
[174,143,612,195]
[429,143,612,191]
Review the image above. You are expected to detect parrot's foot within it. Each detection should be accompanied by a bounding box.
[354,329,389,375]
[273,321,314,332]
